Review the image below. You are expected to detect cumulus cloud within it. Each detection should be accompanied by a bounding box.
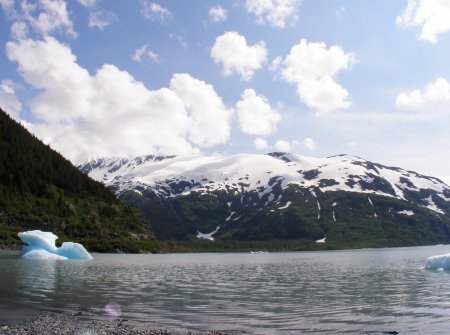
[0,0,76,39]
[211,31,268,81]
[244,0,302,28]
[397,0,450,43]
[396,78,450,109]
[279,39,356,114]
[253,137,270,150]
[89,10,117,30]
[275,140,291,152]
[21,0,77,38]
[131,44,159,63]
[0,79,22,120]
[299,137,316,150]
[236,88,281,135]
[141,1,172,24]
[275,138,316,152]
[209,5,227,22]
[6,37,233,162]
[169,73,233,147]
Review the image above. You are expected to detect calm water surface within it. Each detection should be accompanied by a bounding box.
[2,246,450,334]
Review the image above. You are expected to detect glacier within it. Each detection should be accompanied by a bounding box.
[424,253,450,270]
[18,230,93,260]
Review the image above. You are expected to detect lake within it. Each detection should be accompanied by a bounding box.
[1,245,450,334]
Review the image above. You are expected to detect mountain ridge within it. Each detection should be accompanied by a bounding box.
[77,152,450,214]
[77,152,450,247]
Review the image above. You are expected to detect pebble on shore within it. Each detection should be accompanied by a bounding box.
[0,312,234,335]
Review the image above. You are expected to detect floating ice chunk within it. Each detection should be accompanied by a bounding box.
[18,230,93,260]
[19,246,68,260]
[425,253,450,270]
[56,242,93,259]
[19,231,58,253]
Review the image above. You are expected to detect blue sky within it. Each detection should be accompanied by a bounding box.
[1,0,450,182]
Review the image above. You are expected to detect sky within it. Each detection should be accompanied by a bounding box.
[1,0,450,183]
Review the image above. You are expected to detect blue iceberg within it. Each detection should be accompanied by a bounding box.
[425,253,450,270]
[18,230,93,260]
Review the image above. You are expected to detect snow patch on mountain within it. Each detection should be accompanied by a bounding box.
[397,210,415,216]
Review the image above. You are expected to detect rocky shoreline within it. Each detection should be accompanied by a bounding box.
[0,312,235,335]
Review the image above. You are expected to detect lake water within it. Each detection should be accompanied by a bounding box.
[1,246,450,334]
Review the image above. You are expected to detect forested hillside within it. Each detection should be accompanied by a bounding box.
[0,108,159,253]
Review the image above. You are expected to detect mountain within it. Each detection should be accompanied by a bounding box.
[0,108,158,253]
[77,153,450,248]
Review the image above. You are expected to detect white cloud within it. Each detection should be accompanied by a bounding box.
[279,39,356,114]
[21,0,77,38]
[300,137,316,150]
[209,5,227,22]
[268,56,282,71]
[396,78,450,109]
[140,1,172,24]
[0,0,15,17]
[275,140,291,152]
[11,21,29,40]
[6,37,233,161]
[210,31,268,81]
[244,0,302,28]
[0,79,22,120]
[169,73,233,147]
[236,88,281,135]
[275,138,316,152]
[89,10,117,30]
[132,45,159,63]
[77,0,98,8]
[397,0,450,43]
[253,137,270,150]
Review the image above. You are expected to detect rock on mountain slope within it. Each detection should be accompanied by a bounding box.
[77,153,450,246]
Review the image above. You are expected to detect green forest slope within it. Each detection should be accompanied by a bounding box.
[0,108,161,253]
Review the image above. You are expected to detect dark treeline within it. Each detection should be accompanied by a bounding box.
[0,108,117,203]
[0,108,161,253]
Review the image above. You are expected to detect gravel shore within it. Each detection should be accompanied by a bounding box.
[0,312,234,335]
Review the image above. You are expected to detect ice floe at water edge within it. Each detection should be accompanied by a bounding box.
[424,253,450,270]
[18,230,93,260]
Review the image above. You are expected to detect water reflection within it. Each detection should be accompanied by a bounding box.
[2,247,450,334]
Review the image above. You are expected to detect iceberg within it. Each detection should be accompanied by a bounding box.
[424,253,450,270]
[18,230,93,260]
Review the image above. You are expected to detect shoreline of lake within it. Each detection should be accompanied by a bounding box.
[0,311,234,335]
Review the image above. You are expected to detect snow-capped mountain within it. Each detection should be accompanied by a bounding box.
[78,152,449,213]
[77,153,450,246]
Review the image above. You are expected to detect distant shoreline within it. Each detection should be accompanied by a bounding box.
[0,244,22,251]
